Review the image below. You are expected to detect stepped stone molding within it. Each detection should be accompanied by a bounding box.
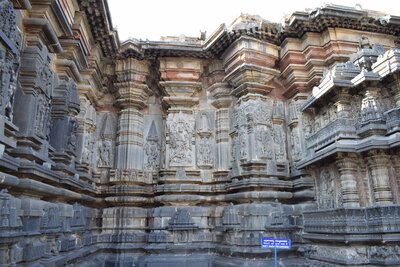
[0,1,400,266]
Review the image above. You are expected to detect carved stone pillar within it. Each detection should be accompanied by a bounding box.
[389,74,400,107]
[13,39,54,163]
[336,153,360,207]
[49,77,80,167]
[367,150,393,205]
[75,97,96,181]
[114,58,150,170]
[335,89,352,119]
[390,154,400,203]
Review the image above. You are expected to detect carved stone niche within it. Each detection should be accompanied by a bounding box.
[196,112,214,169]
[97,113,116,169]
[0,0,22,152]
[49,77,80,156]
[143,120,161,172]
[0,189,22,232]
[13,41,54,163]
[168,209,198,244]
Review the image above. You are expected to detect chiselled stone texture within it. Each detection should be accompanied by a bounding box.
[0,1,400,266]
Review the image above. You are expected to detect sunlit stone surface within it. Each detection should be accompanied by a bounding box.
[1,0,400,266]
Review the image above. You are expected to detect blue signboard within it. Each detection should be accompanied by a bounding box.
[261,238,291,267]
[261,238,291,249]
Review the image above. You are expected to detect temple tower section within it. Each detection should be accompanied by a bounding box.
[157,58,203,205]
[222,32,290,203]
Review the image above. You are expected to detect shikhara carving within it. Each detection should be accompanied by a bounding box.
[1,1,400,266]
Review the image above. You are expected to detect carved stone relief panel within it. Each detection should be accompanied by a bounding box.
[230,95,274,165]
[15,43,54,144]
[81,134,94,165]
[96,112,117,169]
[98,138,112,167]
[289,126,301,160]
[196,112,214,168]
[317,168,337,209]
[166,111,194,167]
[34,93,51,140]
[254,125,273,159]
[0,0,21,122]
[273,124,287,162]
[144,120,161,171]
[0,50,19,121]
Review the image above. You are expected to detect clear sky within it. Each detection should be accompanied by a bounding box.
[107,0,400,41]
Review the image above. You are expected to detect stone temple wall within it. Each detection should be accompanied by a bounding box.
[0,0,400,266]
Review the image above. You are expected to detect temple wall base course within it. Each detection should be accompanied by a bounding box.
[1,0,400,266]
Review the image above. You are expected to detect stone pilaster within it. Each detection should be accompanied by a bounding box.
[114,58,150,171]
[335,89,352,119]
[209,82,232,172]
[366,150,393,205]
[336,153,360,207]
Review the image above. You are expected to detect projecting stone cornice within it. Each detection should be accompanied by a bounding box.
[105,3,400,60]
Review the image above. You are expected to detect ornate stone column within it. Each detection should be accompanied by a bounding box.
[114,58,150,170]
[367,150,393,205]
[335,89,352,119]
[336,153,360,207]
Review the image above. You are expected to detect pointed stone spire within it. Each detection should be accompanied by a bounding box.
[197,113,211,137]
[147,120,158,141]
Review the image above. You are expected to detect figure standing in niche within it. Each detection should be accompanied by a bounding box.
[99,139,111,166]
[67,120,78,152]
[4,61,17,121]
[144,140,160,170]
[319,169,335,209]
[290,128,300,158]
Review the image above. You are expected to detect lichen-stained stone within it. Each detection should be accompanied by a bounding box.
[1,0,400,266]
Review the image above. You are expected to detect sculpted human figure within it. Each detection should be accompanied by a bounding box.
[99,139,111,166]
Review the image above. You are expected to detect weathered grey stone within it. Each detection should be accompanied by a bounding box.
[0,1,400,266]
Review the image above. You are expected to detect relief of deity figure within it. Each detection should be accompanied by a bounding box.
[99,139,112,167]
[197,137,213,166]
[67,119,78,152]
[4,61,17,121]
[144,140,160,171]
[168,112,194,165]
